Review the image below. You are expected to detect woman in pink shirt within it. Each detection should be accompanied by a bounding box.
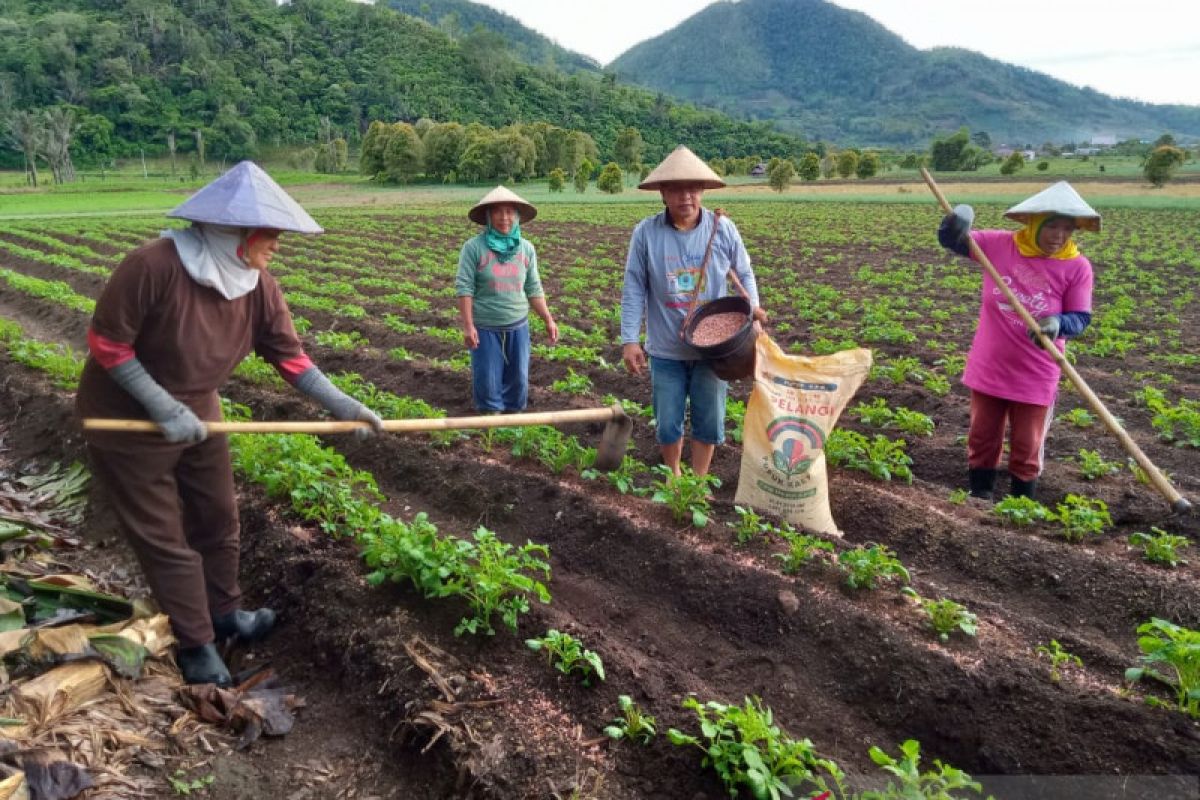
[938,182,1098,501]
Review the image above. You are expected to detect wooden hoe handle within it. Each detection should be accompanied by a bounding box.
[84,405,627,435]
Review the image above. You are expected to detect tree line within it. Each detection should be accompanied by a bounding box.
[0,0,808,180]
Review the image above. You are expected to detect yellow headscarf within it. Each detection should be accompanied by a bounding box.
[1013,212,1080,260]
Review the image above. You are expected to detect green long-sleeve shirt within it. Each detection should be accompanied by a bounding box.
[455,234,544,328]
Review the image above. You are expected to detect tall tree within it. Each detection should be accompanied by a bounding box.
[798,152,820,181]
[8,110,42,187]
[614,126,644,173]
[42,107,78,184]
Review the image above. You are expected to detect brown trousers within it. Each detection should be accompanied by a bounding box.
[968,390,1053,482]
[88,436,241,648]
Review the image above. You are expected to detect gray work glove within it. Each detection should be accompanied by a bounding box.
[294,366,384,441]
[108,358,208,444]
[948,204,974,238]
[1027,315,1061,349]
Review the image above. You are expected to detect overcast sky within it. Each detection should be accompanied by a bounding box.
[471,0,1200,106]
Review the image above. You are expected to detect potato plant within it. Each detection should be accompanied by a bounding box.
[604,694,656,744]
[650,465,720,527]
[1128,527,1190,567]
[526,629,605,686]
[902,589,978,642]
[838,544,911,591]
[1125,618,1200,719]
[1035,640,1082,683]
[1073,449,1121,480]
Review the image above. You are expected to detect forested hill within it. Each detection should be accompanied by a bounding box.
[0,0,803,166]
[609,0,1200,146]
[384,0,599,74]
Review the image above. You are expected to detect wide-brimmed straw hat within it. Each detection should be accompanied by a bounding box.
[638,145,725,190]
[468,185,537,225]
[1004,181,1101,232]
[168,160,323,234]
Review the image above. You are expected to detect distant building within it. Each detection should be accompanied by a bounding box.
[1022,150,1037,161]
[1091,134,1117,146]
[750,162,767,177]
[1075,147,1102,156]
[995,147,1015,158]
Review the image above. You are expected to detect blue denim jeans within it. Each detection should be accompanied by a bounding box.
[650,356,727,446]
[471,322,530,412]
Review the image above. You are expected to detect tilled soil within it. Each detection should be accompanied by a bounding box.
[0,210,1198,799]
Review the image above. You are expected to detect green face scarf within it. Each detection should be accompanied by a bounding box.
[484,212,522,263]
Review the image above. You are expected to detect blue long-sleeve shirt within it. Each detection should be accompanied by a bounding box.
[620,208,760,361]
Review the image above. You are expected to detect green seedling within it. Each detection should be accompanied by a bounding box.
[948,488,968,505]
[604,694,656,744]
[1128,527,1190,567]
[1035,639,1082,683]
[650,465,720,527]
[526,629,605,686]
[551,367,594,396]
[775,528,835,574]
[838,544,910,590]
[992,496,1054,527]
[892,408,935,437]
[667,696,848,800]
[1055,494,1111,542]
[313,329,369,350]
[582,455,651,496]
[903,588,978,642]
[826,430,913,483]
[729,505,772,544]
[449,528,552,637]
[860,739,986,800]
[1074,449,1121,480]
[1125,618,1200,718]
[168,770,214,796]
[1060,408,1096,428]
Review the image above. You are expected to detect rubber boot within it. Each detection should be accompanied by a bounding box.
[212,608,276,643]
[1010,477,1038,500]
[967,468,997,500]
[177,643,232,687]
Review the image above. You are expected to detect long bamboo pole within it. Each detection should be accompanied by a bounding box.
[84,405,624,435]
[919,167,1190,514]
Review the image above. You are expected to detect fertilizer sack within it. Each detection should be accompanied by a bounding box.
[735,336,873,535]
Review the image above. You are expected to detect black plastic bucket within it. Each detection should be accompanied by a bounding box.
[682,296,756,381]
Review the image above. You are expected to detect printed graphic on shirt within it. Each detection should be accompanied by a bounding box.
[992,259,1054,329]
[664,253,706,309]
[476,251,529,294]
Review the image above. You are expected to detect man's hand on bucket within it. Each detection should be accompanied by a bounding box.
[752,306,768,336]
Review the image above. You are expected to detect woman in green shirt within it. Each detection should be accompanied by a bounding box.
[455,186,558,411]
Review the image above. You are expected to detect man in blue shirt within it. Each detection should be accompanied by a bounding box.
[620,146,767,477]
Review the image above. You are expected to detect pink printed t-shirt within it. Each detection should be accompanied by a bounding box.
[961,229,1093,406]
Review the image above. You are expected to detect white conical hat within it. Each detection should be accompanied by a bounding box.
[468,185,537,225]
[168,161,323,234]
[638,145,725,190]
[1004,181,1101,232]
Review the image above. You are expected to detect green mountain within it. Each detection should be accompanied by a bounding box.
[0,0,803,168]
[384,0,599,73]
[608,0,1200,146]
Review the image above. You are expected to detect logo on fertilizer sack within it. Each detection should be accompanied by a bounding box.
[766,416,824,478]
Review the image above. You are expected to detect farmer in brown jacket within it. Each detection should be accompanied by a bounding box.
[76,161,383,686]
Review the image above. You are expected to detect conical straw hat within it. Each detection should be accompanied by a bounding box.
[168,161,323,234]
[638,145,725,190]
[1004,181,1101,232]
[468,185,538,225]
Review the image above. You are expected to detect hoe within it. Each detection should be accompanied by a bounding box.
[84,403,635,472]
